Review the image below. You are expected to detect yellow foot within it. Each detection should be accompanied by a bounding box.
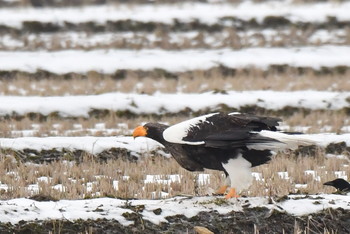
[225,188,239,199]
[214,185,228,195]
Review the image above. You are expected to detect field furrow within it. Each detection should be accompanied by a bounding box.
[1,0,350,231]
[0,91,348,118]
[1,46,350,74]
[0,2,349,30]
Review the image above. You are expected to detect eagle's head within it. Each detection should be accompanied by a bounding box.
[133,123,169,143]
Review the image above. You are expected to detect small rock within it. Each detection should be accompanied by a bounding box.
[29,194,58,202]
[194,226,214,234]
[153,208,162,215]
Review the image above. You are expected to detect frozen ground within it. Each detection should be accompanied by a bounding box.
[0,131,349,156]
[1,46,350,73]
[0,0,349,231]
[0,136,161,155]
[1,194,350,225]
[0,91,348,117]
[5,122,350,138]
[2,29,347,50]
[0,1,349,28]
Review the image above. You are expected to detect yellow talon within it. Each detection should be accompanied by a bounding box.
[225,188,239,199]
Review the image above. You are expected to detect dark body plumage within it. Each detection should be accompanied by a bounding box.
[142,113,281,173]
[134,112,313,196]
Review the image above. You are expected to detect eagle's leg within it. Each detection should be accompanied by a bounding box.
[225,188,239,199]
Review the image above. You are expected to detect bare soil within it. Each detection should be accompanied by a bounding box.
[1,206,349,233]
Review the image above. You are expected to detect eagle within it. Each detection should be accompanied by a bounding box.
[133,112,314,199]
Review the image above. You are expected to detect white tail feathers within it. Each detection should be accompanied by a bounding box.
[248,130,317,151]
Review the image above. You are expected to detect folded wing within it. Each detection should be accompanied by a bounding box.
[163,112,284,150]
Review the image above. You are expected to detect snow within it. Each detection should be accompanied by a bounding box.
[0,1,350,28]
[144,174,181,185]
[0,133,350,159]
[7,122,132,137]
[0,198,133,225]
[281,194,350,216]
[1,29,347,50]
[1,0,349,227]
[0,91,348,118]
[1,194,350,225]
[0,136,162,155]
[252,172,263,181]
[197,174,210,185]
[334,171,348,181]
[0,132,349,157]
[1,46,350,73]
[305,170,321,182]
[295,184,307,189]
[278,172,289,180]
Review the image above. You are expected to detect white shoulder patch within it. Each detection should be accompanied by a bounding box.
[163,113,218,145]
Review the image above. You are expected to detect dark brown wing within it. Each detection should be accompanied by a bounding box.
[164,112,281,148]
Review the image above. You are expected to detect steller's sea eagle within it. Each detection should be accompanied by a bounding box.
[133,112,315,199]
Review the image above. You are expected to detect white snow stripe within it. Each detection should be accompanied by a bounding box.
[1,29,348,51]
[163,113,218,145]
[0,136,162,155]
[0,91,349,118]
[1,2,350,28]
[1,195,350,225]
[0,133,349,155]
[1,46,350,73]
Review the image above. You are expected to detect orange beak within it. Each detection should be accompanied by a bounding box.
[133,126,147,138]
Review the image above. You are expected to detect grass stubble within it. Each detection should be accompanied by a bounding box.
[2,27,350,51]
[0,111,348,138]
[0,1,349,232]
[0,147,348,200]
[1,68,349,96]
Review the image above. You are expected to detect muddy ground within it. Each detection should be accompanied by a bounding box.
[0,207,349,234]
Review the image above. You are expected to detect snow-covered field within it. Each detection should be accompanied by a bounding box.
[0,136,160,155]
[2,194,350,225]
[1,1,350,28]
[0,132,349,155]
[0,91,349,117]
[0,29,347,50]
[1,0,350,231]
[1,46,350,73]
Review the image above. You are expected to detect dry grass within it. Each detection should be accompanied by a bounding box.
[11,0,347,8]
[1,69,350,96]
[0,0,349,203]
[2,28,349,51]
[0,111,349,138]
[0,149,348,200]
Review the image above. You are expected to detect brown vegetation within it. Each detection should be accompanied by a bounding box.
[0,110,348,139]
[0,68,349,96]
[2,28,350,51]
[0,0,349,205]
[0,146,348,200]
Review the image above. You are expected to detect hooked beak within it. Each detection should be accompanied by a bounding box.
[133,126,147,138]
